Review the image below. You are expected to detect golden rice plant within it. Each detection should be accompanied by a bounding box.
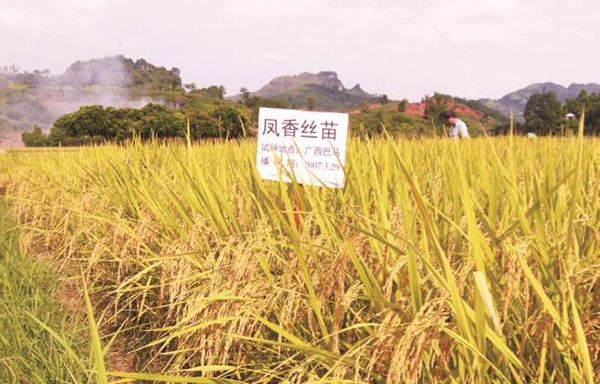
[0,129,598,383]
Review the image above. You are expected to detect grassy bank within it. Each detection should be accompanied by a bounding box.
[0,135,598,383]
[0,200,88,382]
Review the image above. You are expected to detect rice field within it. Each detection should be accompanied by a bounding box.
[0,133,598,383]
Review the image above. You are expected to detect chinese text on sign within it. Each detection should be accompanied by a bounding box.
[256,108,349,188]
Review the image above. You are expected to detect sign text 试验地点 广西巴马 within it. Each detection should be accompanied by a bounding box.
[256,108,349,188]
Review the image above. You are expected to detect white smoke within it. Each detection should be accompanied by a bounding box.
[39,55,162,116]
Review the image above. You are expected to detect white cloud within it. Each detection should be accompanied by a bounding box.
[0,0,109,35]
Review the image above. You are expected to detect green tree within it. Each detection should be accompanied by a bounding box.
[397,99,408,113]
[306,96,316,111]
[132,104,185,138]
[564,90,600,134]
[209,105,250,139]
[188,111,219,138]
[0,120,5,142]
[47,103,186,143]
[199,85,226,99]
[247,97,288,121]
[379,94,389,105]
[240,87,251,106]
[48,125,68,145]
[586,94,600,134]
[52,105,115,138]
[21,125,50,147]
[108,107,142,140]
[424,93,450,133]
[524,92,563,135]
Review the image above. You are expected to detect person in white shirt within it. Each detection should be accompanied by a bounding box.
[443,111,470,139]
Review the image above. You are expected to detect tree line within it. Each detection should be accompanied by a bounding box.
[523,90,600,135]
[21,89,600,147]
[22,103,251,146]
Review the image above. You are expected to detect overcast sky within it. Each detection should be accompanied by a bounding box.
[1,0,599,101]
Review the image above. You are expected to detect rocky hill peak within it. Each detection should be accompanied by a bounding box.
[255,70,348,97]
[314,71,345,91]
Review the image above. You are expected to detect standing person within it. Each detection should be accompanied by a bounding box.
[443,111,470,139]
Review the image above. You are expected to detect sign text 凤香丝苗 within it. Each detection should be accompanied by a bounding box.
[262,118,340,140]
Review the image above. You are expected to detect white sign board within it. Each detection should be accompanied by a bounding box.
[256,108,349,188]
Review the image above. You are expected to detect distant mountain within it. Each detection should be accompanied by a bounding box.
[236,71,378,110]
[479,82,600,121]
[60,55,182,91]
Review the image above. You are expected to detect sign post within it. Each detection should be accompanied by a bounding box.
[256,107,349,188]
